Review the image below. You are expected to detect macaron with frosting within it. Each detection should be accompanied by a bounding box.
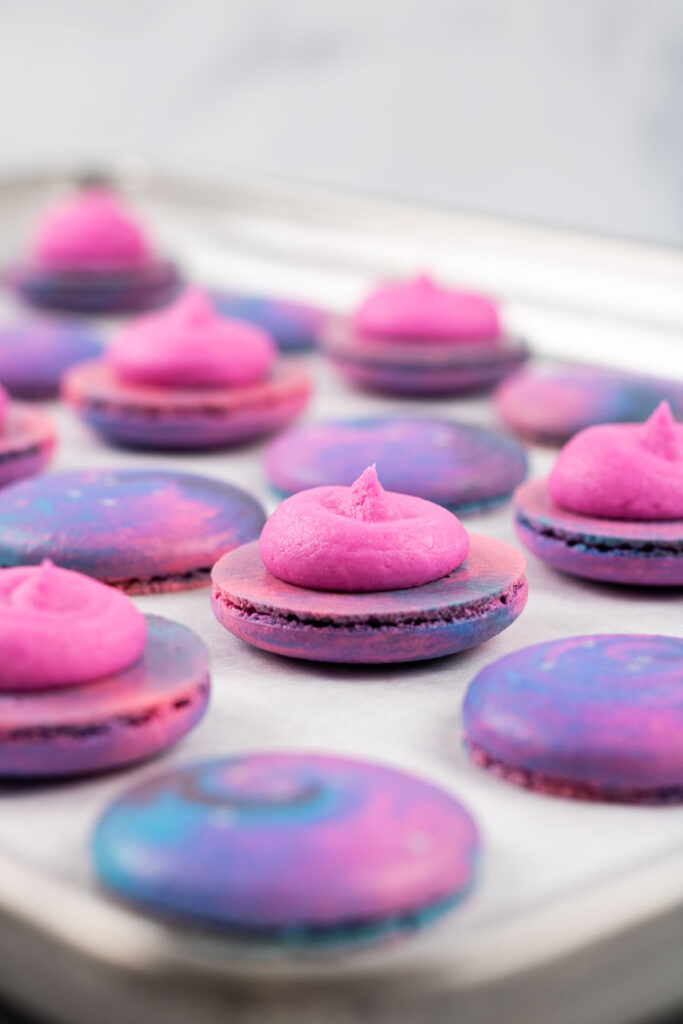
[463,634,683,803]
[7,186,181,314]
[0,560,209,776]
[212,465,528,663]
[514,402,683,585]
[93,752,480,944]
[321,272,528,396]
[0,468,266,594]
[211,290,325,352]
[495,364,683,445]
[63,288,312,450]
[0,381,55,489]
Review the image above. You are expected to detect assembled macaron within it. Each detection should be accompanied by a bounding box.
[0,468,266,592]
[212,290,324,352]
[7,187,180,313]
[63,288,312,450]
[321,273,528,396]
[212,465,527,663]
[93,752,479,944]
[514,402,683,585]
[265,416,528,513]
[0,382,55,488]
[496,365,683,444]
[0,561,209,776]
[0,316,102,398]
[463,635,683,803]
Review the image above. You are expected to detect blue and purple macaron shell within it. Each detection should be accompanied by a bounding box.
[265,417,528,513]
[496,366,683,445]
[92,752,480,944]
[0,402,56,489]
[0,317,102,398]
[0,469,266,593]
[463,635,683,802]
[0,616,209,778]
[211,291,324,352]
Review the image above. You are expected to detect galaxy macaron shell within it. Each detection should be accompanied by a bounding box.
[496,366,683,444]
[211,291,324,352]
[265,417,528,512]
[0,318,102,399]
[92,753,480,942]
[0,469,266,592]
[463,635,683,802]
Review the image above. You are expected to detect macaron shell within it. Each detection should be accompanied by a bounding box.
[463,634,683,798]
[264,417,528,511]
[211,535,527,663]
[0,615,209,777]
[211,292,323,352]
[0,320,102,399]
[92,753,479,936]
[63,359,312,451]
[0,469,266,592]
[496,367,683,444]
[0,403,56,488]
[514,478,683,586]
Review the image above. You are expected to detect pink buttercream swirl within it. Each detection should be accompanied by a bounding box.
[30,188,154,270]
[0,561,147,690]
[109,287,277,388]
[352,273,501,343]
[260,465,470,592]
[548,402,683,521]
[0,383,7,433]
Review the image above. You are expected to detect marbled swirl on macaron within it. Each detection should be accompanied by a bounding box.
[464,634,683,802]
[92,753,479,943]
[0,468,266,593]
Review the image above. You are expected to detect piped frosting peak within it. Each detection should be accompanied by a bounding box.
[259,466,470,592]
[0,560,147,690]
[548,403,683,521]
[31,187,154,270]
[109,287,277,388]
[352,272,501,344]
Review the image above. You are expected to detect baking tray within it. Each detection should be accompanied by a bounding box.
[0,169,681,1024]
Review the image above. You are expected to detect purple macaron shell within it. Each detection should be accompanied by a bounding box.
[321,316,528,396]
[7,260,181,315]
[211,291,324,352]
[0,403,56,488]
[463,634,683,801]
[496,366,683,445]
[265,417,528,512]
[514,478,683,586]
[0,318,102,398]
[0,616,209,778]
[211,535,527,663]
[93,752,479,935]
[63,360,312,451]
[0,469,266,592]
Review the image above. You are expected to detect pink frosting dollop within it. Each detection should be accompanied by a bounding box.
[259,465,470,592]
[0,383,7,434]
[109,287,277,388]
[30,188,153,270]
[548,402,683,521]
[352,273,501,343]
[0,561,147,690]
